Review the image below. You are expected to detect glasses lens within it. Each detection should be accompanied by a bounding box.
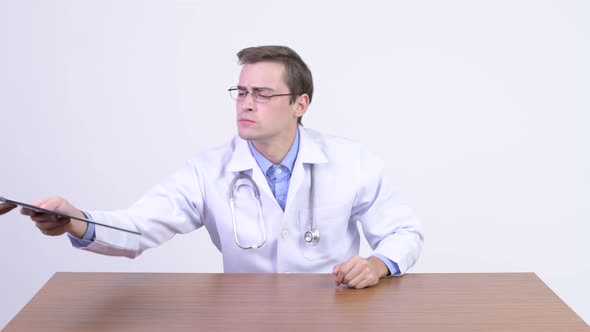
[228,88,278,103]
[255,93,271,103]
[229,88,245,100]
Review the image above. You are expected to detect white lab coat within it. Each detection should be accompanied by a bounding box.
[83,127,423,274]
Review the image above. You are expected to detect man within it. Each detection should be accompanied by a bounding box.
[1,45,423,289]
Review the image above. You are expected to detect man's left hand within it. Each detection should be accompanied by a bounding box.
[332,255,389,289]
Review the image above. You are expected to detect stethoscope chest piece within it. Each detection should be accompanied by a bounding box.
[304,227,320,246]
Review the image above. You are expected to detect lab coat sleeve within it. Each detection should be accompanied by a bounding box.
[80,159,205,258]
[352,149,424,275]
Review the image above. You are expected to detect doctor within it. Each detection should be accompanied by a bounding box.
[2,45,423,289]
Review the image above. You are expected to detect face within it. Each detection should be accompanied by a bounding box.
[235,61,307,144]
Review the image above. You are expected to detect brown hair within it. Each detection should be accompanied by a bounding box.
[237,45,313,124]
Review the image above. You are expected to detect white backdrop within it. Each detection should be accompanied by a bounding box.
[0,0,588,328]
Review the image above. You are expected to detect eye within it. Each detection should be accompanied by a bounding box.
[237,90,248,97]
[256,93,272,99]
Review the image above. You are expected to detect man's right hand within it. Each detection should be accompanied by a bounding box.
[19,196,88,239]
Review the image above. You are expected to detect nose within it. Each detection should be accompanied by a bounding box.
[239,91,256,111]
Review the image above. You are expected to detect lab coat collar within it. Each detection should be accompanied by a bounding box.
[247,128,300,175]
[227,126,327,173]
[227,137,255,172]
[296,126,328,165]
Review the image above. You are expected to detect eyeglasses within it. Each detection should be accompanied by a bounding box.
[228,86,293,103]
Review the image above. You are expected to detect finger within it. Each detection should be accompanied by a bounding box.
[335,256,361,284]
[0,203,16,214]
[335,267,347,286]
[31,198,48,207]
[38,196,65,211]
[39,197,82,221]
[333,264,342,285]
[20,197,63,215]
[20,207,38,216]
[20,198,52,214]
[346,273,365,289]
[31,213,64,223]
[38,226,67,236]
[342,262,365,284]
[332,264,340,276]
[347,261,381,289]
[333,265,342,285]
[35,219,69,231]
[347,273,376,289]
[335,261,353,285]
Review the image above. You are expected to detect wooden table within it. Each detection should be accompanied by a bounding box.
[3,272,588,331]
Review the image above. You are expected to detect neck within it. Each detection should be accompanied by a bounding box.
[252,127,297,165]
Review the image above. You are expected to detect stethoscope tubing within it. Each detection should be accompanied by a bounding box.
[229,164,319,249]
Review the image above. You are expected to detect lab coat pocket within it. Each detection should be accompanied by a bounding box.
[298,203,351,261]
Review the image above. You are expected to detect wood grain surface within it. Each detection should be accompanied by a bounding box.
[4,272,588,331]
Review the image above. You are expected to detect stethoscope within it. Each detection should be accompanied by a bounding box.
[229,164,319,249]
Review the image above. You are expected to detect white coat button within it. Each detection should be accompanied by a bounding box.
[276,168,282,174]
[281,230,288,238]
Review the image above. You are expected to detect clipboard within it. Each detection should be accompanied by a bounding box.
[0,196,141,235]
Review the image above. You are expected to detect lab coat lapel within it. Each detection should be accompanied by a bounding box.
[227,137,255,173]
[227,136,276,204]
[286,128,328,211]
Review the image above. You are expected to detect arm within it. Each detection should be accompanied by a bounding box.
[13,160,205,258]
[80,160,205,258]
[333,149,424,288]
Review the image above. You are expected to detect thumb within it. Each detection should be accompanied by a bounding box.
[38,196,65,211]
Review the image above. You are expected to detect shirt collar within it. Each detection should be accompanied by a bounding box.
[248,128,300,175]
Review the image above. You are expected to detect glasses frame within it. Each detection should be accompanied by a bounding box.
[228,86,293,103]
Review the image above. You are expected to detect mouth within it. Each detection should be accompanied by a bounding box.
[239,118,256,124]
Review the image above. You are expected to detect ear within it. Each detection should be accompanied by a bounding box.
[293,93,310,118]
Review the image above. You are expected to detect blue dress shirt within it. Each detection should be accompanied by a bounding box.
[67,213,95,247]
[247,130,299,212]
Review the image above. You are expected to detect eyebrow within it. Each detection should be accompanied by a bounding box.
[237,85,274,92]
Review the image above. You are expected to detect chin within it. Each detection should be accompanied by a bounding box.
[237,127,257,141]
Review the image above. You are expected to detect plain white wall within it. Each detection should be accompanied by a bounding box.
[1,0,588,328]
